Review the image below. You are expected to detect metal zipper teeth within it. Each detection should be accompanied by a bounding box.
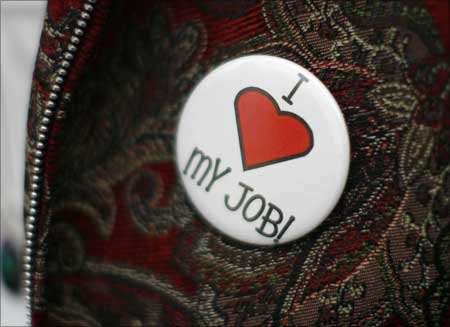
[23,0,97,324]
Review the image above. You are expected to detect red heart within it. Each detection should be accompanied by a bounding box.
[235,87,314,170]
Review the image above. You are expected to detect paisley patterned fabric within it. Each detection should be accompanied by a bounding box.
[26,1,449,326]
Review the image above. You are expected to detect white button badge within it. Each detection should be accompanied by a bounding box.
[176,55,350,246]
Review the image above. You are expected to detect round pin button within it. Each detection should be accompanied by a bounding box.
[176,55,350,246]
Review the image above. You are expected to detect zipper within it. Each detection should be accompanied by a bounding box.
[22,0,98,325]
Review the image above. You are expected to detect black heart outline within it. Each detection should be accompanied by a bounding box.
[234,87,314,171]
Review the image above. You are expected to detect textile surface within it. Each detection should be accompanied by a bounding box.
[26,0,449,326]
